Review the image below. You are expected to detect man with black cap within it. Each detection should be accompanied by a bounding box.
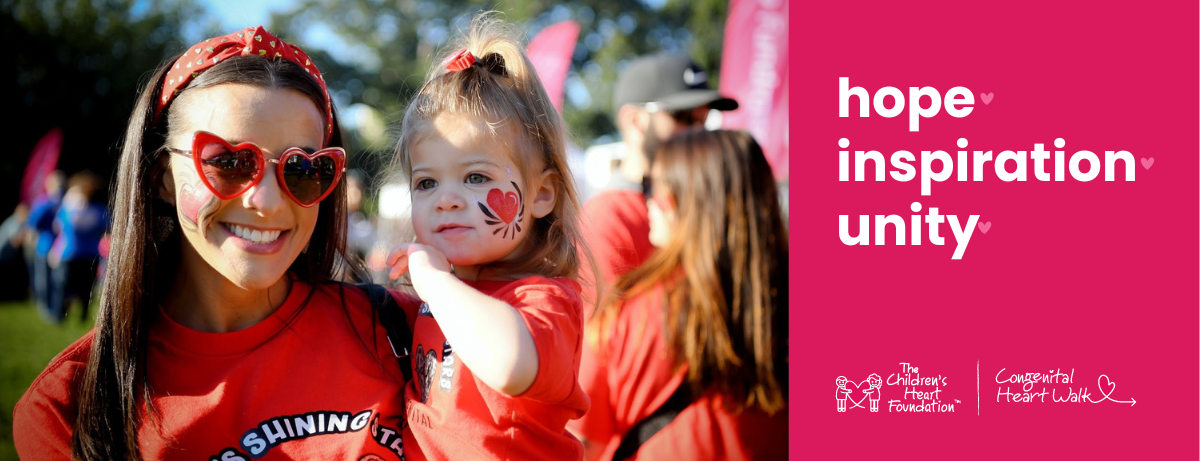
[581,53,738,302]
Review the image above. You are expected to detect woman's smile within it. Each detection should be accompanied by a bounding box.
[218,222,291,254]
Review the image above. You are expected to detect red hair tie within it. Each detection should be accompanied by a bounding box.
[156,26,334,146]
[443,48,476,73]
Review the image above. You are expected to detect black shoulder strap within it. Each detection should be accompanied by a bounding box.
[611,382,693,461]
[360,283,413,382]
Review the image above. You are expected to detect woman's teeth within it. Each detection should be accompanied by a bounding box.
[227,224,282,244]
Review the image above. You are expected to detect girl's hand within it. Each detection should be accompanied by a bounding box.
[383,242,538,396]
[386,243,452,287]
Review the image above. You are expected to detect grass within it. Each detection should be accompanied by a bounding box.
[0,299,94,461]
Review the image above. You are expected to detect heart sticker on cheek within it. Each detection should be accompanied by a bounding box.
[478,182,526,239]
[179,183,211,224]
[486,188,520,224]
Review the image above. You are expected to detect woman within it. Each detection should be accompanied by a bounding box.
[14,27,410,460]
[571,129,788,460]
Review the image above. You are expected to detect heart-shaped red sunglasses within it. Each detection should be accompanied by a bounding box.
[165,131,346,207]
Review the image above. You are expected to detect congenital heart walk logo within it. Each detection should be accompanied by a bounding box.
[836,363,959,413]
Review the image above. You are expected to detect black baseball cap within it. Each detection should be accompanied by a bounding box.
[613,53,738,112]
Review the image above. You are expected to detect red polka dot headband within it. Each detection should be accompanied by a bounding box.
[156,26,334,146]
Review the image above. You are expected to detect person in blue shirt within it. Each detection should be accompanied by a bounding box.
[24,170,65,320]
[46,171,108,323]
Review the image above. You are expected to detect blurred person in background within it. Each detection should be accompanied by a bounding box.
[572,130,787,461]
[0,204,29,264]
[0,204,32,300]
[25,169,66,319]
[344,168,377,267]
[45,171,109,323]
[581,54,738,311]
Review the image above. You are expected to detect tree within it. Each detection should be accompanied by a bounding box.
[3,0,213,212]
[266,0,728,164]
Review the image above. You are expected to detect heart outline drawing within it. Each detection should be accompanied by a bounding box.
[845,379,869,409]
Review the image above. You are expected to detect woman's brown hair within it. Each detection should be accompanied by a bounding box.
[72,54,355,460]
[393,13,590,281]
[593,129,788,414]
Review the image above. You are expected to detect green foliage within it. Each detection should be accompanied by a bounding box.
[2,0,212,214]
[267,0,728,159]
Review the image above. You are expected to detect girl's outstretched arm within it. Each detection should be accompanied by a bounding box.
[387,243,538,396]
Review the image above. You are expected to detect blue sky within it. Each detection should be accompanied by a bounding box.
[198,0,298,30]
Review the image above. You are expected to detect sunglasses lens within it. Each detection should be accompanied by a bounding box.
[198,142,259,196]
[282,154,339,205]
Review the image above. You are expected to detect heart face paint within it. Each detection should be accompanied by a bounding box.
[179,182,210,224]
[487,189,519,223]
[477,181,525,239]
[177,179,219,238]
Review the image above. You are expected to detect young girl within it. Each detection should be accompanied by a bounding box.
[385,14,590,461]
[570,129,788,460]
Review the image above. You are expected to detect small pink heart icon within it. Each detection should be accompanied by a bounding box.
[1140,158,1154,169]
[978,222,992,234]
[981,93,994,105]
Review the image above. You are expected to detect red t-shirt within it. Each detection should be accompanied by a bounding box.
[580,190,655,315]
[14,280,412,460]
[401,277,589,461]
[569,284,788,461]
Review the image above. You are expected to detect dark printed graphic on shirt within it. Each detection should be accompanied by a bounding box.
[206,408,404,460]
[415,344,438,404]
[439,341,455,391]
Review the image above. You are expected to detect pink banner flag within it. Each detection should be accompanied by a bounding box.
[526,20,581,114]
[719,0,789,180]
[21,128,63,206]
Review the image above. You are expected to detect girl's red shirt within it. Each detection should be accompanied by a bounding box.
[401,276,589,461]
